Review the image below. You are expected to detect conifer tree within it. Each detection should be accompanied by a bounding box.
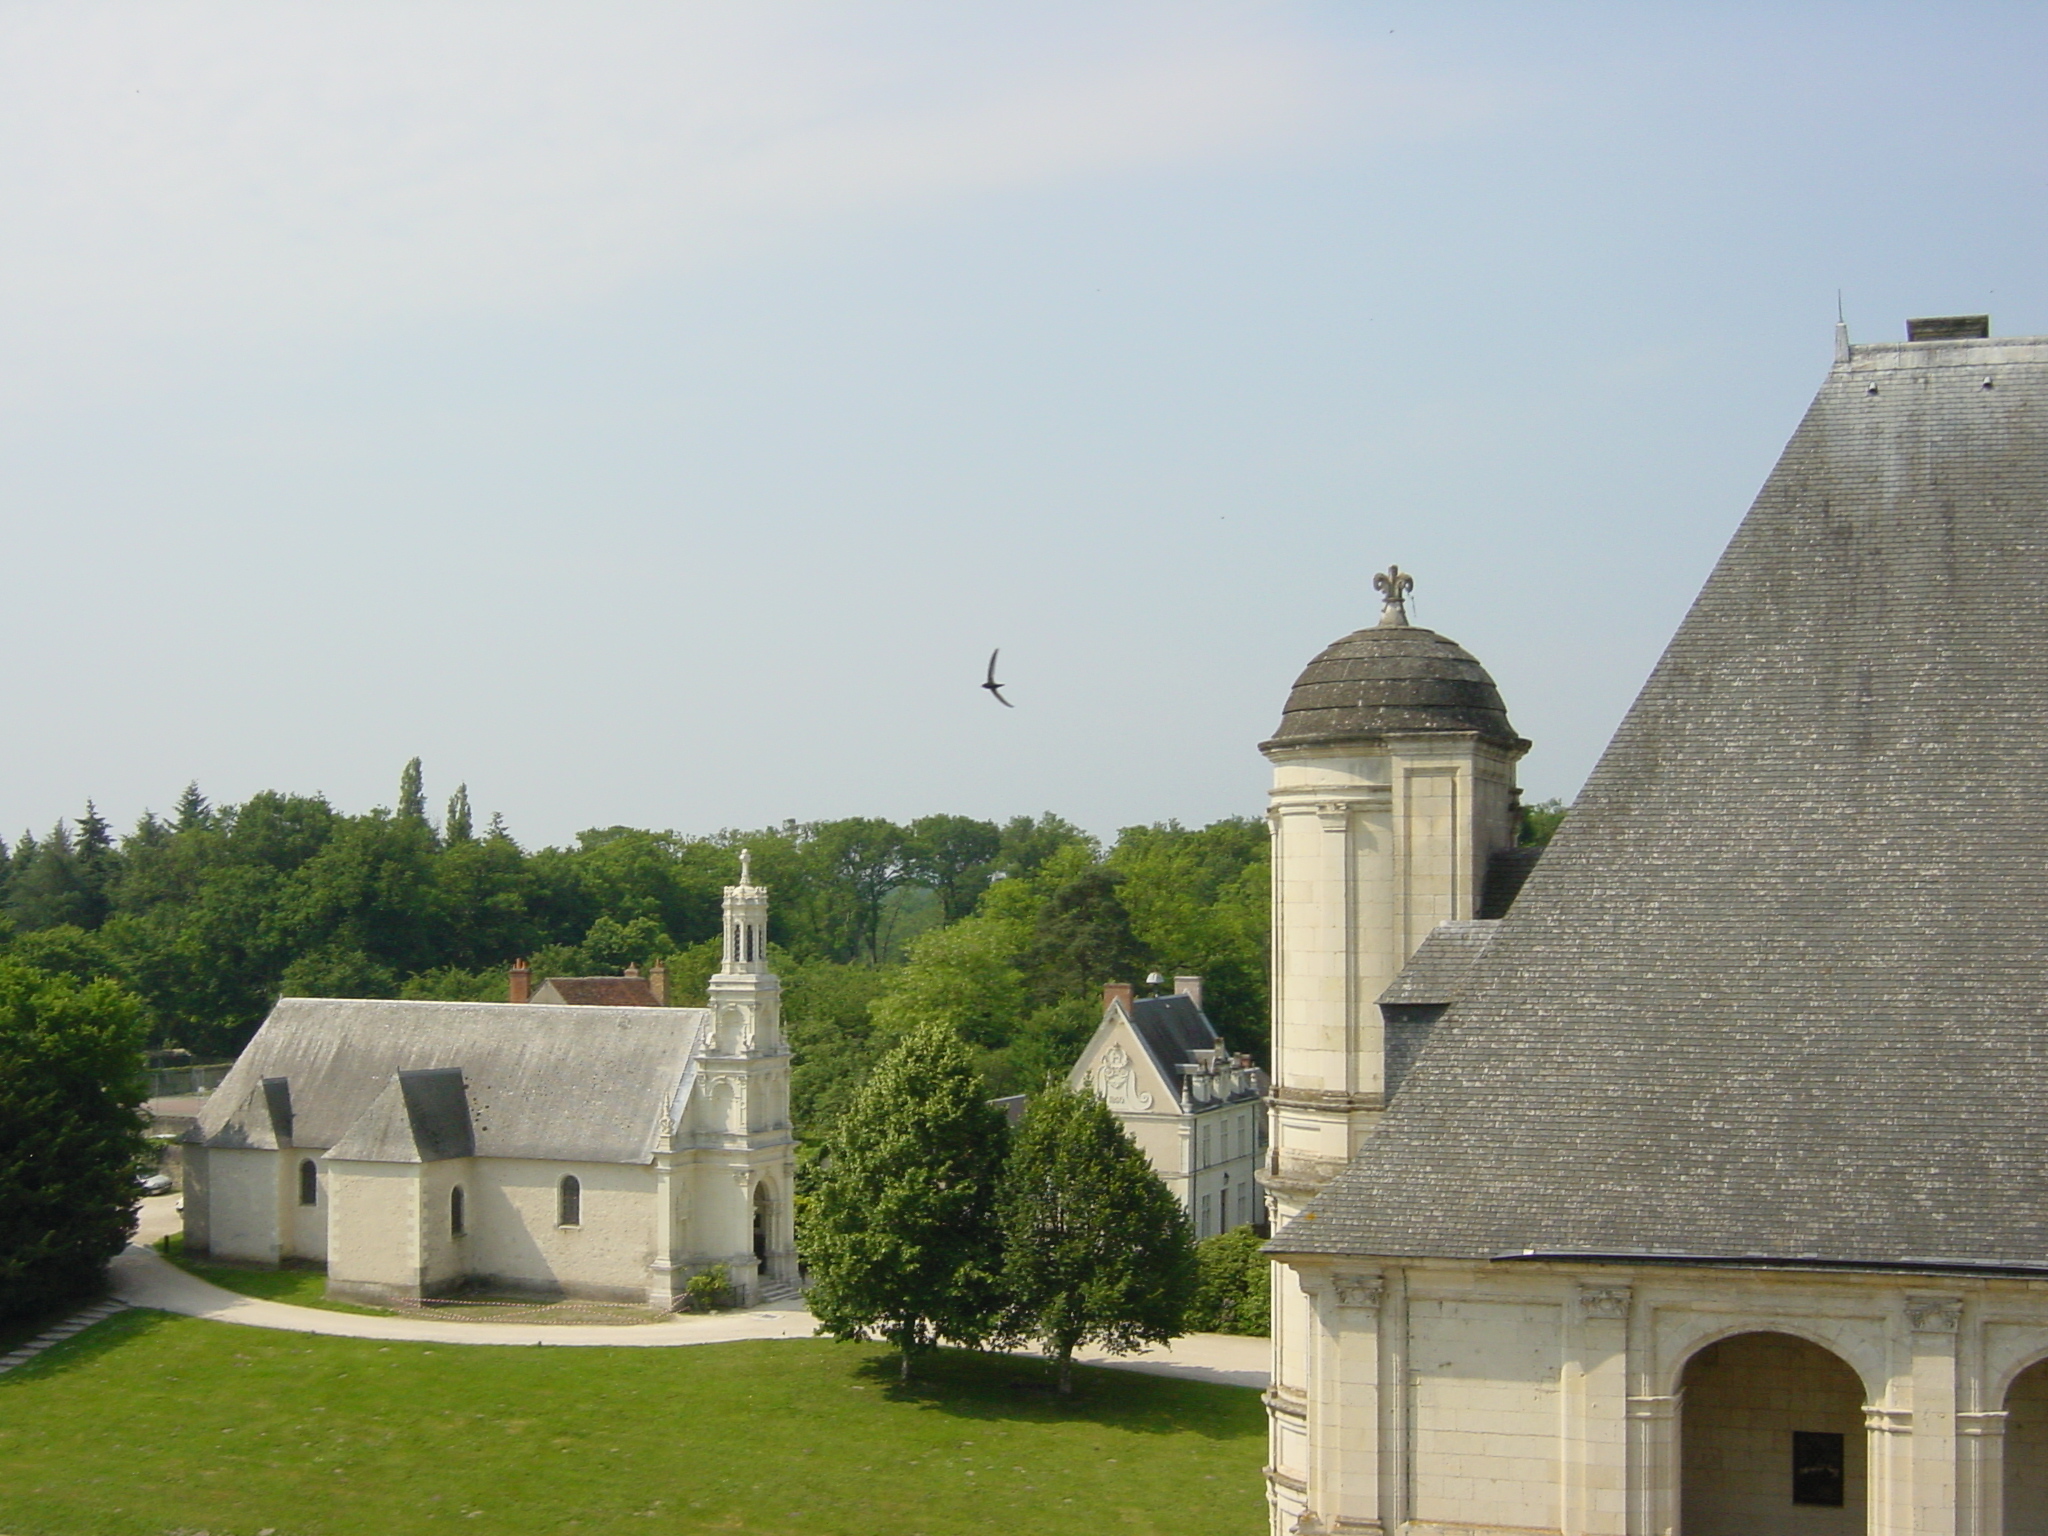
[998,1083,1197,1392]
[445,784,473,844]
[173,783,211,833]
[397,757,428,825]
[803,1022,1008,1380]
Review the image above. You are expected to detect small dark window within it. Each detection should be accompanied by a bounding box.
[558,1175,581,1228]
[298,1158,318,1207]
[450,1184,465,1238]
[1792,1430,1845,1506]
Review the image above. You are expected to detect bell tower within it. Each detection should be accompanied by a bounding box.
[702,849,795,1299]
[1259,568,1528,1529]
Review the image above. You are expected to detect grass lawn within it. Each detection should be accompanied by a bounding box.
[153,1235,387,1316]
[0,1310,1266,1536]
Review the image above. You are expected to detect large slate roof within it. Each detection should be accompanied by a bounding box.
[189,997,711,1165]
[1279,330,2048,1271]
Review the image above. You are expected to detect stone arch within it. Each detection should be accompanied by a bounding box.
[2006,1353,2048,1536]
[1679,1330,1868,1535]
[1654,1314,1885,1404]
[752,1180,771,1269]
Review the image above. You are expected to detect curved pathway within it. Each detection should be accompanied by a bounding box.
[114,1196,1268,1386]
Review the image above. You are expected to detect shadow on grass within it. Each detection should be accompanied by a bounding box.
[850,1345,1261,1442]
[0,1305,166,1388]
[157,1234,388,1316]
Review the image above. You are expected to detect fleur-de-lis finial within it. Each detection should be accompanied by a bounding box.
[1373,565,1414,627]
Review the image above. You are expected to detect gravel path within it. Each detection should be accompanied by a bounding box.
[112,1195,1269,1386]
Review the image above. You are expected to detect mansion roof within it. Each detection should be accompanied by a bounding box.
[1280,330,2048,1272]
[186,997,712,1165]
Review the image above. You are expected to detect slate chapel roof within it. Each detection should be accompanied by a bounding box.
[187,997,711,1165]
[1279,328,2048,1272]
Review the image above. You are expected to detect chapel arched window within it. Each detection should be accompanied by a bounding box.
[450,1184,466,1237]
[558,1175,581,1228]
[298,1158,318,1207]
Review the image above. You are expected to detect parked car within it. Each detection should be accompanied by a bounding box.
[137,1173,173,1196]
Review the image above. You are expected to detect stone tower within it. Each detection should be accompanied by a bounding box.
[1260,568,1527,1486]
[700,850,798,1299]
[1261,568,1528,1206]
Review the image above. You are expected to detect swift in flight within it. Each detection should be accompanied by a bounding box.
[982,649,1013,708]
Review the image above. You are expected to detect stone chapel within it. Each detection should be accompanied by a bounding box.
[180,861,797,1309]
[1260,318,2048,1534]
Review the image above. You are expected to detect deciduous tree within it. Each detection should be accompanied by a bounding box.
[802,1022,1007,1380]
[0,958,151,1320]
[997,1083,1196,1392]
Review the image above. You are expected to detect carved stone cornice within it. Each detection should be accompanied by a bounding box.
[1905,1296,1963,1334]
[1268,1086,1386,1114]
[1866,1405,1913,1435]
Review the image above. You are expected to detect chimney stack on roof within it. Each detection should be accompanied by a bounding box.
[1173,975,1204,1010]
[1102,981,1135,1015]
[650,959,668,1006]
[1907,315,1990,341]
[508,958,531,1004]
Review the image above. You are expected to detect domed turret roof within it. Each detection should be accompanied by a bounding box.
[1264,569,1522,752]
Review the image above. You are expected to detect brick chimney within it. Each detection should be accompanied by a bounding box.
[649,960,669,1006]
[509,958,531,1004]
[624,962,641,978]
[1173,974,1204,1010]
[1101,981,1135,1016]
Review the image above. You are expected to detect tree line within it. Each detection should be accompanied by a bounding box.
[0,761,1270,1129]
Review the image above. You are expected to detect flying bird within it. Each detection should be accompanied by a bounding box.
[982,649,1013,707]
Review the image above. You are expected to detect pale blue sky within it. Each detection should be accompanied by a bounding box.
[3,3,2043,847]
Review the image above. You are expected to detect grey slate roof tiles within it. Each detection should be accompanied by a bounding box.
[1278,332,2048,1270]
[190,997,711,1165]
[1265,624,1524,750]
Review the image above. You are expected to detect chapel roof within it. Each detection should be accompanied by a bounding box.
[1263,578,1523,752]
[187,997,710,1165]
[1277,326,2048,1272]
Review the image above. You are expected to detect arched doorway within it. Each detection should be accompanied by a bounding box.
[752,1182,770,1274]
[1680,1331,1866,1535]
[2009,1356,2048,1535]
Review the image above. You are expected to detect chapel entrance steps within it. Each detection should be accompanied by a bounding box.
[754,1280,800,1304]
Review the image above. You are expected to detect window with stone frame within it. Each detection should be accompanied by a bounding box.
[298,1158,318,1206]
[558,1174,581,1228]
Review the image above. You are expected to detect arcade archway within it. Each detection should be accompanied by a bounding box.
[1680,1331,1866,1535]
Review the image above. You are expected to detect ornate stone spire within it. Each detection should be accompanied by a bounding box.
[1373,565,1414,628]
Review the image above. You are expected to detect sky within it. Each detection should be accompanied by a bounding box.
[2,2,2043,849]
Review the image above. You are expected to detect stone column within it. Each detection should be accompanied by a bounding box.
[1565,1284,1631,1535]
[1302,1268,1385,1536]
[1624,1391,1679,1536]
[1907,1296,1963,1536]
[1955,1410,2005,1536]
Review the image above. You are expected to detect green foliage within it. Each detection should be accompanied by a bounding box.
[996,1084,1197,1391]
[0,958,151,1320]
[0,769,1273,1109]
[681,1263,737,1313]
[1108,818,1270,1060]
[802,1024,1008,1378]
[1186,1226,1271,1337]
[1521,797,1569,845]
